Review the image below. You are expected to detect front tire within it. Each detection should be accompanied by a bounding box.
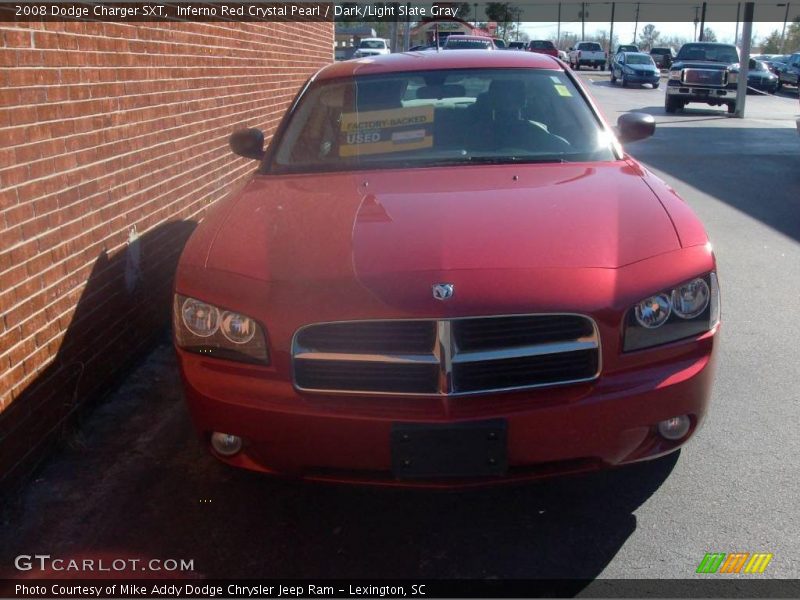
[622,76,628,88]
[727,102,736,114]
[611,71,617,84]
[653,82,660,89]
[665,96,678,113]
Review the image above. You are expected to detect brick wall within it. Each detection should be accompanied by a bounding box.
[0,21,333,484]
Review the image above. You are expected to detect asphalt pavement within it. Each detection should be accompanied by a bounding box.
[1,74,799,586]
[579,71,800,577]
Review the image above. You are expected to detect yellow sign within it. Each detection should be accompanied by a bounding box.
[554,84,572,97]
[339,106,434,157]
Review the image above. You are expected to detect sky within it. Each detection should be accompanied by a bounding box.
[520,21,787,45]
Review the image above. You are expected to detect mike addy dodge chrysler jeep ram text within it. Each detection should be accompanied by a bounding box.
[173,51,720,488]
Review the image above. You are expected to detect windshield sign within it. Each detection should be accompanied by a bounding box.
[446,39,492,49]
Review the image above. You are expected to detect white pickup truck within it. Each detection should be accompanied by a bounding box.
[568,42,607,70]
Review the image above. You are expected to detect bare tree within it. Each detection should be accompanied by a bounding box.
[703,27,717,43]
[638,23,660,51]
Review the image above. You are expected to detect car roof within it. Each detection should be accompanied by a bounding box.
[681,42,736,47]
[317,50,562,81]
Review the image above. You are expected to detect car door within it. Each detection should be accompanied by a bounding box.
[791,56,800,84]
[615,53,624,77]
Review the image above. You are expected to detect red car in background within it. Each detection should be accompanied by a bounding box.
[174,51,720,488]
[528,39,559,57]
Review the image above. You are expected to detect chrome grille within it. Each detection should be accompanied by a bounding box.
[295,321,435,354]
[293,314,600,396]
[683,68,726,86]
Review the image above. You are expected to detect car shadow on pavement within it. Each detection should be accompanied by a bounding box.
[625,124,800,244]
[1,338,678,583]
[590,80,661,90]
[625,105,732,119]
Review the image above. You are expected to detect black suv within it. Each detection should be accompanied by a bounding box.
[665,43,740,114]
[651,47,676,68]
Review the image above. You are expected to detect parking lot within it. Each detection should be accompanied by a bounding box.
[2,71,799,583]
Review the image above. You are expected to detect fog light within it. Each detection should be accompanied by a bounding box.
[657,415,691,441]
[210,432,243,456]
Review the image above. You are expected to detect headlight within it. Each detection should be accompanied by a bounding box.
[623,273,720,352]
[728,72,738,84]
[634,293,671,328]
[174,295,269,364]
[670,278,710,319]
[669,70,682,81]
[181,298,219,337]
[220,311,257,344]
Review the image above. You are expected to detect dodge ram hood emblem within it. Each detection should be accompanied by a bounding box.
[432,283,455,301]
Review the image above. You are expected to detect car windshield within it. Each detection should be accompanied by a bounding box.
[446,39,492,49]
[626,54,654,65]
[359,40,385,49]
[619,46,637,51]
[270,68,616,173]
[749,59,768,71]
[676,44,738,63]
[581,43,602,51]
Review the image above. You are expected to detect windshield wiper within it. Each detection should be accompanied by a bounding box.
[468,156,568,165]
[407,156,568,167]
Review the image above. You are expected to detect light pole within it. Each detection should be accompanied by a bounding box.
[581,2,586,40]
[734,2,754,118]
[556,2,561,48]
[609,2,616,57]
[474,2,478,27]
[693,6,699,41]
[734,2,741,45]
[779,3,790,52]
[633,3,640,44]
[698,1,707,41]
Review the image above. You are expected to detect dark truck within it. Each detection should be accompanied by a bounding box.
[665,42,740,114]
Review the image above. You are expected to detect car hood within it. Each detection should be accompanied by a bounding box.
[205,163,681,283]
[671,60,733,70]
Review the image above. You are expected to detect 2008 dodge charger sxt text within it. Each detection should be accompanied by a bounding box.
[173,51,720,487]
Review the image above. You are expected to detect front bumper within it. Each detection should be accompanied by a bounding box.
[666,81,736,102]
[623,72,660,84]
[747,79,778,92]
[178,329,718,488]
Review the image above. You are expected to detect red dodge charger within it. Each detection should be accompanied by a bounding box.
[173,51,720,487]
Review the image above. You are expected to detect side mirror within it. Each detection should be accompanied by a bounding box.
[568,47,573,51]
[230,128,265,160]
[616,112,656,143]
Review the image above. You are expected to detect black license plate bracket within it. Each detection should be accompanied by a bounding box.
[391,420,508,479]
